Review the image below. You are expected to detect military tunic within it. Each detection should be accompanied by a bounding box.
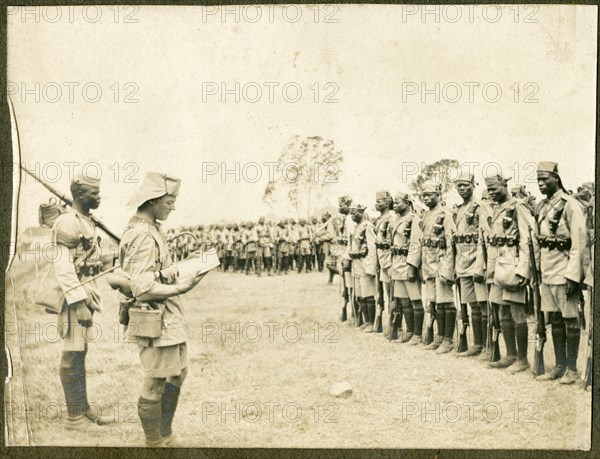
[390,211,423,301]
[350,220,377,297]
[536,190,586,317]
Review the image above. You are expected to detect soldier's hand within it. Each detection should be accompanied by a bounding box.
[440,275,453,285]
[515,274,528,289]
[179,272,207,294]
[565,278,579,297]
[74,300,93,328]
[407,265,417,282]
[473,274,485,284]
[159,265,179,283]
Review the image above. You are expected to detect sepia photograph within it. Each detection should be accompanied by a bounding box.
[4,3,597,451]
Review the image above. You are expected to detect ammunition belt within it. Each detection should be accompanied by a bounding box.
[349,250,368,259]
[391,246,409,256]
[337,238,348,246]
[375,242,391,250]
[298,238,310,242]
[453,233,479,244]
[538,236,572,251]
[420,237,447,249]
[78,264,102,277]
[486,235,519,248]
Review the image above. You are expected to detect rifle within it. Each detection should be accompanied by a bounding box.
[583,284,593,390]
[451,231,469,353]
[481,230,501,362]
[21,165,121,243]
[528,226,545,376]
[388,279,399,341]
[424,302,436,345]
[578,290,586,331]
[374,271,384,333]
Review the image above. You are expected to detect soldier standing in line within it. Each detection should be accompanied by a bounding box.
[119,172,206,446]
[256,216,274,276]
[296,218,313,273]
[420,181,457,353]
[242,221,259,275]
[453,171,493,358]
[484,173,537,373]
[374,191,395,336]
[288,218,299,271]
[310,216,320,270]
[535,162,587,384]
[231,223,243,272]
[337,196,356,323]
[349,204,378,332]
[389,192,424,343]
[314,212,337,283]
[53,172,113,431]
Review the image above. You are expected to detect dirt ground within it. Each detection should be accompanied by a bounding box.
[4,262,592,449]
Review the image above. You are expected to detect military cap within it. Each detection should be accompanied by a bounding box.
[73,170,100,188]
[349,203,367,212]
[322,211,332,219]
[421,181,442,194]
[483,172,509,187]
[510,184,526,194]
[581,182,594,191]
[454,170,476,184]
[537,161,559,176]
[127,172,181,208]
[375,190,392,200]
[338,195,352,206]
[394,191,412,203]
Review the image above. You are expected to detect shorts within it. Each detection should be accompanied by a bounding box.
[393,280,422,301]
[425,277,454,304]
[58,303,96,352]
[489,283,526,305]
[354,275,376,298]
[541,283,578,318]
[459,276,488,303]
[139,342,188,379]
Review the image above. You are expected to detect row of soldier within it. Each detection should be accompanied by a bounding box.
[331,165,593,386]
[165,216,340,279]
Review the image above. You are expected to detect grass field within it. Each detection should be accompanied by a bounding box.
[5,261,592,449]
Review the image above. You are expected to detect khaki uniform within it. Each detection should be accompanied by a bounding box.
[453,199,491,303]
[421,204,456,304]
[536,190,586,318]
[390,212,423,301]
[350,220,377,297]
[485,198,536,305]
[120,216,187,378]
[53,210,103,351]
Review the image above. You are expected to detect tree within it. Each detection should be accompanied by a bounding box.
[262,136,343,219]
[408,159,460,200]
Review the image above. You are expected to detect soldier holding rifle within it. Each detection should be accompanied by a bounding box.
[452,171,492,358]
[337,196,356,323]
[52,172,114,431]
[420,181,456,353]
[535,162,587,384]
[484,172,536,373]
[389,192,424,343]
[349,203,377,331]
[374,191,395,336]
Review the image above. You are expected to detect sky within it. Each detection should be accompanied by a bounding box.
[8,4,597,236]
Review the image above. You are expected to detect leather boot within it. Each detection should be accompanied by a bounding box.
[561,322,581,385]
